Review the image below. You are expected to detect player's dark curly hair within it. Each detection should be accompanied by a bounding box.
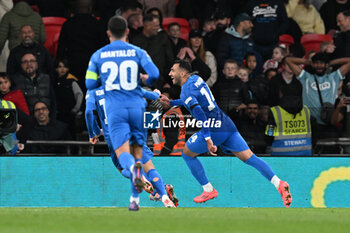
[174,59,192,73]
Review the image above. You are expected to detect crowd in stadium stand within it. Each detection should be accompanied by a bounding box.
[1,0,350,155]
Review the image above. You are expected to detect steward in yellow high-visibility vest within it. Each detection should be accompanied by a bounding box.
[265,84,312,156]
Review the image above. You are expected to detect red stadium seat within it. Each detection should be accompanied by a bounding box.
[301,34,333,54]
[162,17,190,41]
[42,17,67,57]
[279,34,294,48]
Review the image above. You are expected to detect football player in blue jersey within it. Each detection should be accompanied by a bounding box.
[85,87,177,208]
[85,16,159,210]
[161,60,292,208]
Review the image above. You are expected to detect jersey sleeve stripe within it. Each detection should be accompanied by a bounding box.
[85,71,98,80]
[185,97,192,105]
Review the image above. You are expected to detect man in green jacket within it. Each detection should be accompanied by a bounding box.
[0,1,46,52]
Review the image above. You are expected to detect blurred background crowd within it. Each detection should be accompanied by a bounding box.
[1,0,350,155]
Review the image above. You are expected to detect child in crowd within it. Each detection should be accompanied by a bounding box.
[245,53,257,74]
[272,45,288,63]
[237,66,250,83]
[214,59,250,121]
[238,66,253,99]
[55,59,83,138]
[0,72,29,116]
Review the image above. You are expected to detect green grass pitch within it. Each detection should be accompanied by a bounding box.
[0,207,349,233]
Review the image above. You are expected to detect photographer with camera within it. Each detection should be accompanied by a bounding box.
[0,99,18,155]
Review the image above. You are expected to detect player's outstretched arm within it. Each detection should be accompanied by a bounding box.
[85,102,102,140]
[170,99,184,106]
[143,62,159,86]
[141,88,160,100]
[160,95,184,107]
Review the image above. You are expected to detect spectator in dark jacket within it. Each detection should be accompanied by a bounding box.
[268,57,302,106]
[7,25,53,78]
[236,100,267,154]
[132,13,174,88]
[216,13,256,80]
[0,1,46,53]
[167,22,187,57]
[11,52,56,117]
[19,100,72,154]
[56,0,107,92]
[204,10,232,55]
[333,10,350,59]
[320,0,350,34]
[54,59,83,139]
[243,0,289,61]
[214,59,250,121]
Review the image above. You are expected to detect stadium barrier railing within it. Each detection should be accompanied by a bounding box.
[16,138,350,156]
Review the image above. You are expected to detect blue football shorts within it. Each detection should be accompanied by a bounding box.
[186,117,249,154]
[107,106,146,150]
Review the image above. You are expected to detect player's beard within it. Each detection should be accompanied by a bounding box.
[174,75,183,86]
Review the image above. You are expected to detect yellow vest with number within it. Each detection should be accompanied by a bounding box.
[267,105,312,156]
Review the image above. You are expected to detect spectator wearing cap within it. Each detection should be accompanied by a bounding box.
[18,100,72,154]
[204,10,232,55]
[216,13,259,80]
[176,30,211,82]
[243,0,289,61]
[187,29,218,87]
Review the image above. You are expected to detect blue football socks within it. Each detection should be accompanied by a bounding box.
[182,152,209,185]
[147,169,166,196]
[245,154,275,181]
[121,169,131,179]
[118,152,135,171]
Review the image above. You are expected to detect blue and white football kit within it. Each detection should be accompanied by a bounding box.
[85,87,159,169]
[85,40,159,206]
[175,75,277,200]
[85,40,159,150]
[85,87,170,201]
[179,75,250,154]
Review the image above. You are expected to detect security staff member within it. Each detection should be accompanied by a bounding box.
[153,105,186,155]
[266,83,312,156]
[153,87,185,155]
[0,99,17,154]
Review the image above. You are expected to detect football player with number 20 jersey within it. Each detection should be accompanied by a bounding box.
[85,16,159,211]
